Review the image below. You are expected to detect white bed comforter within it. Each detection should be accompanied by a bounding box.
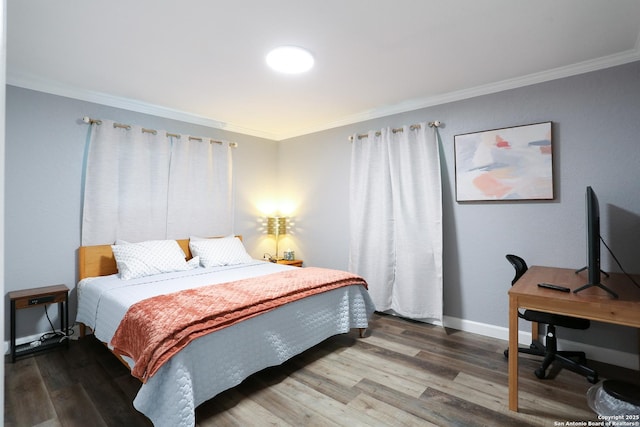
[76,260,375,427]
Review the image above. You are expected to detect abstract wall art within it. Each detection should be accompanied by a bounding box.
[454,122,553,202]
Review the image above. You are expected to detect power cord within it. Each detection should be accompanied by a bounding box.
[40,305,73,344]
[601,236,640,289]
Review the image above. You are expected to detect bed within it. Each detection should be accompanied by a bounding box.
[76,236,375,427]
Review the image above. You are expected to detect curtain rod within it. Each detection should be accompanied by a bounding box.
[348,121,442,142]
[81,116,238,148]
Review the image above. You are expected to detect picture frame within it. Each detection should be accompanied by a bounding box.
[454,122,553,202]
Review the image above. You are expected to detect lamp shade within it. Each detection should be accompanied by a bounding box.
[267,216,287,235]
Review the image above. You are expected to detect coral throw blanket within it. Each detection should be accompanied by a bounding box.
[110,267,368,381]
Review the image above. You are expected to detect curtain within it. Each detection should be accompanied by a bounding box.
[81,120,233,246]
[166,137,233,239]
[348,124,443,321]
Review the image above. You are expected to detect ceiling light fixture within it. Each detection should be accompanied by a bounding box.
[266,46,314,74]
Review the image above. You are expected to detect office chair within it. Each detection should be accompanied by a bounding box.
[504,254,598,383]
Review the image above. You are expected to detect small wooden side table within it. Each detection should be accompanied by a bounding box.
[276,259,303,267]
[9,284,69,362]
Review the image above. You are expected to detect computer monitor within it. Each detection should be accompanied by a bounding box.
[586,186,600,286]
[574,186,617,298]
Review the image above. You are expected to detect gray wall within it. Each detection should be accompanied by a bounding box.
[5,61,640,363]
[279,61,640,358]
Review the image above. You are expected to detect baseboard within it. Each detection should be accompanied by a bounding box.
[442,315,639,371]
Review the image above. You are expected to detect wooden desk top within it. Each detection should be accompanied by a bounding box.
[509,266,640,328]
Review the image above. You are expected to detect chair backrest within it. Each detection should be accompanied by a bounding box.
[506,254,528,285]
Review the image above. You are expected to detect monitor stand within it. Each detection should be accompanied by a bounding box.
[573,282,618,299]
[574,267,618,298]
[574,266,610,278]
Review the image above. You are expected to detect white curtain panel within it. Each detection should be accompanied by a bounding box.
[82,120,171,245]
[166,137,233,239]
[81,120,233,246]
[349,124,443,321]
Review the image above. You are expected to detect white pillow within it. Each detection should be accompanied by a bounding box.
[111,239,190,280]
[189,236,253,267]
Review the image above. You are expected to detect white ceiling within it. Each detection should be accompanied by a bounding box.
[7,0,640,140]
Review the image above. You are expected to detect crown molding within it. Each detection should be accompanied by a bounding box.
[6,72,279,141]
[8,47,640,142]
[278,48,640,140]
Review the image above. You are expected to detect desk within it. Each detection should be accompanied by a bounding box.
[508,266,640,411]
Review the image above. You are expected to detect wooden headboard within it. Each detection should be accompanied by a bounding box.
[78,236,241,281]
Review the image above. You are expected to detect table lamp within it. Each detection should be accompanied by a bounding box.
[267,216,287,261]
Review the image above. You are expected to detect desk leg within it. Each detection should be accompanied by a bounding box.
[509,295,519,411]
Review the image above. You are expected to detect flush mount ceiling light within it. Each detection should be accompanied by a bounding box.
[266,46,314,74]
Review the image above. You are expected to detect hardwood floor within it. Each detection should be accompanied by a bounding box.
[5,313,637,426]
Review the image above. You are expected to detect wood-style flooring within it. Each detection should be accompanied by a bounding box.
[5,313,637,426]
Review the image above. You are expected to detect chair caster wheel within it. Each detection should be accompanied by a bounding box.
[587,375,598,384]
[534,368,546,379]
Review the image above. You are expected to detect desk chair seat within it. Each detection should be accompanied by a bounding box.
[504,254,598,384]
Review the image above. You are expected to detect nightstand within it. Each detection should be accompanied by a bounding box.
[9,284,69,362]
[276,259,303,267]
